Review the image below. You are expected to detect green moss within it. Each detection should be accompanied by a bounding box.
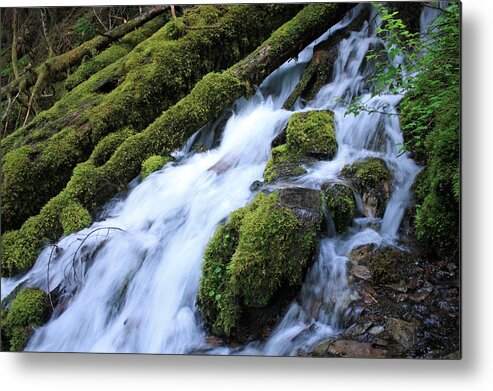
[65,15,167,91]
[1,126,92,232]
[397,5,459,260]
[340,158,390,192]
[141,155,172,179]
[1,4,299,233]
[264,110,336,183]
[90,127,135,167]
[324,184,356,234]
[60,202,92,236]
[2,288,52,351]
[286,111,336,157]
[198,192,317,337]
[368,248,410,285]
[264,144,308,183]
[286,110,337,156]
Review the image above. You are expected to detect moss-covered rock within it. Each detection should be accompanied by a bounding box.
[2,288,52,351]
[323,183,356,234]
[368,247,412,285]
[263,144,311,183]
[264,110,337,183]
[198,190,319,338]
[141,155,172,179]
[340,158,391,217]
[286,111,337,158]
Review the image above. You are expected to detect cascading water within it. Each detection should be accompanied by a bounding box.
[1,4,428,355]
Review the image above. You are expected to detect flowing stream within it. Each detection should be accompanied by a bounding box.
[2,4,436,355]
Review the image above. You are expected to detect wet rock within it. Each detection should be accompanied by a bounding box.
[348,244,375,266]
[368,247,416,285]
[368,325,385,335]
[344,321,373,337]
[350,264,372,281]
[313,338,387,358]
[387,318,416,349]
[322,183,357,234]
[206,336,224,347]
[249,180,263,192]
[340,158,391,218]
[279,187,321,224]
[441,351,461,360]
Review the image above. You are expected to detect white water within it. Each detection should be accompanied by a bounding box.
[2,4,429,355]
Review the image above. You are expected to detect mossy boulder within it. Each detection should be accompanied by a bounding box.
[198,189,320,339]
[286,110,337,158]
[2,288,52,351]
[368,247,415,285]
[340,158,391,217]
[141,155,172,179]
[323,183,356,234]
[264,145,312,183]
[264,110,337,183]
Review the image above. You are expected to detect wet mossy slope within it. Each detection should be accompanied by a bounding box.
[1,4,301,233]
[1,3,351,277]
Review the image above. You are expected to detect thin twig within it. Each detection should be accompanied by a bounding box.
[71,227,125,282]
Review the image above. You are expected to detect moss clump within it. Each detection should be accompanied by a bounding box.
[264,110,337,183]
[60,202,92,236]
[141,155,172,179]
[340,158,390,192]
[264,145,308,183]
[2,288,52,351]
[323,183,356,234]
[340,158,391,217]
[198,192,317,337]
[90,127,135,167]
[286,111,336,158]
[368,247,411,285]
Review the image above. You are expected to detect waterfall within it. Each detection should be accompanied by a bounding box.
[1,4,424,355]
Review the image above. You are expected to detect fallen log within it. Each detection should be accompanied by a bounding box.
[1,4,301,234]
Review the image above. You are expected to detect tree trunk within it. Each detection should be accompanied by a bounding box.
[11,9,20,80]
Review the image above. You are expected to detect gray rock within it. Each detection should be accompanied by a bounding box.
[368,325,385,335]
[350,264,372,281]
[344,321,373,337]
[279,187,321,224]
[387,318,416,349]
